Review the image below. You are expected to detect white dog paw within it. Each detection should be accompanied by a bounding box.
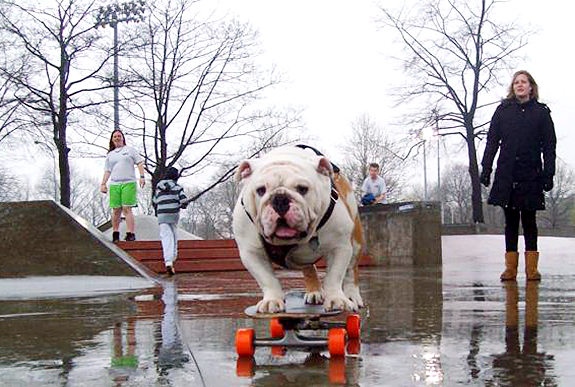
[323,293,356,312]
[256,298,285,313]
[343,285,364,309]
[304,291,324,305]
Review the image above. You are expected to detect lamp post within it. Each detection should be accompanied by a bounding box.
[421,127,435,201]
[35,140,58,200]
[423,138,428,201]
[96,1,146,130]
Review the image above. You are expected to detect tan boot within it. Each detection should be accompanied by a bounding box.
[500,251,519,281]
[525,251,541,281]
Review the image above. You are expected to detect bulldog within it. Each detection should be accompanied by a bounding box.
[232,145,364,313]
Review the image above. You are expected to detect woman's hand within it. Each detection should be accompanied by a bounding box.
[139,177,145,188]
[100,183,108,194]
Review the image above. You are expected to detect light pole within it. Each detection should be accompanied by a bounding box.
[421,127,435,201]
[35,140,58,200]
[423,138,428,201]
[96,1,146,130]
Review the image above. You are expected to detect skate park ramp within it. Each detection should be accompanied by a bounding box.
[0,200,158,282]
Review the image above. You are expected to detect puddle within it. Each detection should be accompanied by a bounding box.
[1,236,575,385]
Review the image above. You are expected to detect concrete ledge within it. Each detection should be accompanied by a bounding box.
[359,201,442,266]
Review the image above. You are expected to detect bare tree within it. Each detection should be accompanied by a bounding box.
[0,6,26,143]
[35,162,110,225]
[0,0,119,208]
[539,160,575,228]
[182,178,237,239]
[379,0,530,222]
[0,73,21,143]
[68,169,110,225]
[340,114,410,202]
[441,163,472,223]
[121,0,300,199]
[0,165,25,202]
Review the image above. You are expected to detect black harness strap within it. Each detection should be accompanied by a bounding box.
[260,236,322,269]
[317,187,339,230]
[295,144,340,173]
[261,239,296,268]
[241,197,254,224]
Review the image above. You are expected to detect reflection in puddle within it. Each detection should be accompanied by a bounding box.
[1,241,575,386]
[490,281,557,385]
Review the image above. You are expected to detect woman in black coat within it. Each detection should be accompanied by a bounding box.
[480,70,556,281]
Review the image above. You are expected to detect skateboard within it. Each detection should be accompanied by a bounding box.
[235,290,361,359]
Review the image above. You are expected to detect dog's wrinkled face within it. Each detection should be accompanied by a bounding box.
[237,151,333,245]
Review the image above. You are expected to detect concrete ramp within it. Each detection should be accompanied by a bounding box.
[0,200,158,280]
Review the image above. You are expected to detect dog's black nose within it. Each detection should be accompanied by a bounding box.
[271,194,290,216]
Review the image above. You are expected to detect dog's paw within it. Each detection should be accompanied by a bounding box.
[323,292,357,312]
[304,290,324,305]
[256,298,285,313]
[343,284,364,309]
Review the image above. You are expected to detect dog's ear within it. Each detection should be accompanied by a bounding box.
[236,160,253,181]
[317,157,333,177]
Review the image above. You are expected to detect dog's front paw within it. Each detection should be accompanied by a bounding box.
[304,290,324,305]
[323,292,357,312]
[343,284,364,309]
[256,297,285,313]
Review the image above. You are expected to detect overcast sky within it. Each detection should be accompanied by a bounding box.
[214,0,575,174]
[18,0,575,193]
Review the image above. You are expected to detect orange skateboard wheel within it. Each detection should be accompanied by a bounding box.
[235,328,255,357]
[347,338,361,355]
[327,328,346,357]
[271,346,286,357]
[346,314,361,339]
[269,318,285,338]
[236,356,255,377]
[328,355,346,384]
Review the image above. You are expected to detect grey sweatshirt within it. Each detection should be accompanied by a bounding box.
[152,179,188,224]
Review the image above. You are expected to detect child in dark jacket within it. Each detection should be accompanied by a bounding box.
[152,167,188,275]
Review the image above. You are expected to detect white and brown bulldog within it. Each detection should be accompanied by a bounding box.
[232,145,364,313]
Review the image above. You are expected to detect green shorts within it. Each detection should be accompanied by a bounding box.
[109,182,137,208]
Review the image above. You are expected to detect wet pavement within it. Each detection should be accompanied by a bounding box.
[1,235,575,386]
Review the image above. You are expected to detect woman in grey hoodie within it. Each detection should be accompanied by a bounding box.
[152,167,188,275]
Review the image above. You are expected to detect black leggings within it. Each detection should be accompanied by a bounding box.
[504,208,538,252]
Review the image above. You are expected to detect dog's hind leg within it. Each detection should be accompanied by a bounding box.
[343,219,364,309]
[302,265,324,304]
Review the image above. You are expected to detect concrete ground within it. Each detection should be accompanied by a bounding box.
[1,235,575,386]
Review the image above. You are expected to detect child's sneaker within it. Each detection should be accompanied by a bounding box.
[125,232,136,241]
[166,264,175,276]
[112,231,120,243]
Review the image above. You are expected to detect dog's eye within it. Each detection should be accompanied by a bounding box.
[296,185,308,195]
[256,186,266,196]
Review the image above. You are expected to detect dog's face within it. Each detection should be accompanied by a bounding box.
[236,147,333,245]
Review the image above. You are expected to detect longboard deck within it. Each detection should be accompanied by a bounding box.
[245,290,342,319]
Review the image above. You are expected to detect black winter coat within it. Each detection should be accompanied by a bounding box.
[481,98,556,211]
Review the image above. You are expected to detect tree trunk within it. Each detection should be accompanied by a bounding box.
[466,124,484,223]
[58,143,71,208]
